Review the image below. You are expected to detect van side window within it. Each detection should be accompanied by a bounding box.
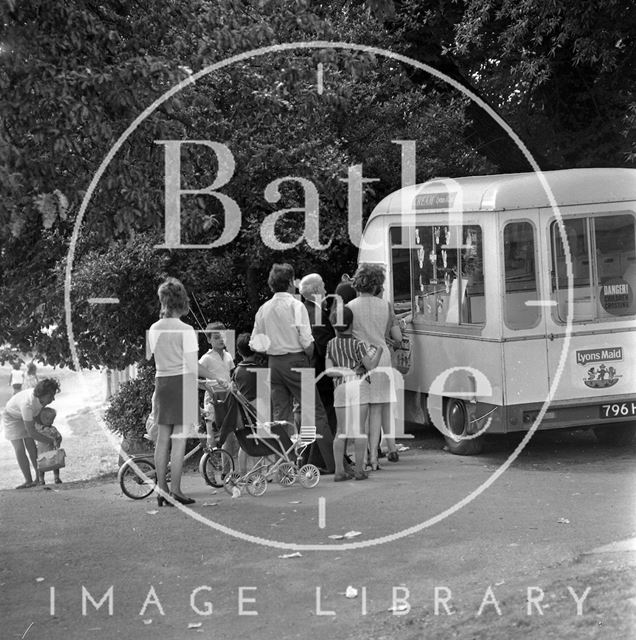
[503,222,540,329]
[412,224,485,326]
[390,226,412,315]
[550,213,636,321]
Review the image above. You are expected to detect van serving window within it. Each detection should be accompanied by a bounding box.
[550,213,636,321]
[407,224,485,326]
[390,226,412,315]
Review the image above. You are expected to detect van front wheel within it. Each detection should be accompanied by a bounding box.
[443,398,484,455]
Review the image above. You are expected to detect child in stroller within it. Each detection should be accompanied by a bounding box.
[216,385,322,497]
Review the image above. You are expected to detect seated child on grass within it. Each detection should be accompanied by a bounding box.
[35,407,63,484]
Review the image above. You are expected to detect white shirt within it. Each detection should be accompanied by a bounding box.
[250,292,314,355]
[147,317,198,377]
[4,388,42,423]
[198,349,234,383]
[10,369,24,385]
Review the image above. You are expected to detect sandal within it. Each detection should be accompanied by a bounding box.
[334,472,352,482]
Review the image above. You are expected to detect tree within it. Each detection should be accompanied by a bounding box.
[3,0,494,368]
[386,0,635,169]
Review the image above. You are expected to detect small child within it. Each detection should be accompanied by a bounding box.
[326,306,382,482]
[9,361,24,394]
[23,362,39,389]
[35,407,63,484]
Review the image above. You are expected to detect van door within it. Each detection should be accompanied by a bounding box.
[542,207,636,416]
[500,214,551,412]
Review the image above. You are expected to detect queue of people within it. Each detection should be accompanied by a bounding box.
[143,261,404,501]
[2,262,402,495]
[146,261,403,494]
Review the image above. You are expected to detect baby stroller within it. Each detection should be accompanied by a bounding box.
[218,386,321,497]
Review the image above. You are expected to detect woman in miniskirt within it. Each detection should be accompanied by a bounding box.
[147,277,215,507]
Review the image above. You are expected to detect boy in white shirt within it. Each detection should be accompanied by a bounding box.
[198,321,235,416]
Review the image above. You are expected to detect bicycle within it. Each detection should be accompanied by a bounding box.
[118,438,234,500]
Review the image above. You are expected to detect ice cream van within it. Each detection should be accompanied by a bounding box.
[359,168,636,453]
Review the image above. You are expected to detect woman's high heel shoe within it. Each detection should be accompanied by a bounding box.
[156,494,174,507]
[170,492,195,505]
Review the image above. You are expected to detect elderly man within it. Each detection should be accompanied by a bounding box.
[298,273,337,436]
[250,264,335,473]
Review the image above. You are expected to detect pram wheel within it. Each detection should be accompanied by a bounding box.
[223,472,244,496]
[298,464,320,489]
[200,448,235,488]
[245,472,268,497]
[277,462,297,486]
[118,458,156,500]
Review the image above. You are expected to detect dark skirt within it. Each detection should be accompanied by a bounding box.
[154,374,198,426]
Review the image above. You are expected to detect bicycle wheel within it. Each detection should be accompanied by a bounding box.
[199,449,235,488]
[118,458,156,500]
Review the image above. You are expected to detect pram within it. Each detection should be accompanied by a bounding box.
[217,385,321,497]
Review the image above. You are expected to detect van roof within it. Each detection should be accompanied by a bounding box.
[369,168,636,219]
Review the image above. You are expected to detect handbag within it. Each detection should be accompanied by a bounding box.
[37,448,66,472]
[390,337,412,374]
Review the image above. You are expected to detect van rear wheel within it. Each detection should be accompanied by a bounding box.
[443,398,484,455]
[593,423,636,446]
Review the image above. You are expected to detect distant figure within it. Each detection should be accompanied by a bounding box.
[9,361,24,394]
[23,362,39,389]
[35,407,63,485]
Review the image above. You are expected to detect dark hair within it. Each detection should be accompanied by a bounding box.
[157,277,189,316]
[205,321,226,340]
[268,263,295,293]
[27,362,37,375]
[352,263,385,294]
[34,378,61,399]
[329,305,353,333]
[334,281,357,305]
[236,333,254,358]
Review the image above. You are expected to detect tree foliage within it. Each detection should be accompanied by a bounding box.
[1,0,632,368]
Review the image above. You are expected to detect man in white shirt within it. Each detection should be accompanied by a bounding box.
[250,263,335,473]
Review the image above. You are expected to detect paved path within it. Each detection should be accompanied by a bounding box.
[2,429,635,640]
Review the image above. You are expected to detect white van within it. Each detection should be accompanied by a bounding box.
[359,169,636,453]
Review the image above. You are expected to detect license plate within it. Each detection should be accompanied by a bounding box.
[600,401,636,419]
